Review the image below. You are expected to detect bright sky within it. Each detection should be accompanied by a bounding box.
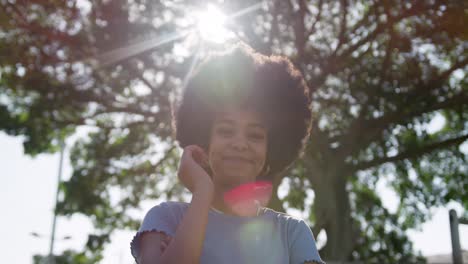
[1,131,467,263]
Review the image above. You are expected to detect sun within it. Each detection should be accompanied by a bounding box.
[195,5,233,43]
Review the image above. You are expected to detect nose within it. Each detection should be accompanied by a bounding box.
[230,134,249,151]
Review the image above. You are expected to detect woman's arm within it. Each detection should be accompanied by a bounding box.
[139,187,213,263]
[289,220,325,264]
[138,232,167,263]
[139,145,214,264]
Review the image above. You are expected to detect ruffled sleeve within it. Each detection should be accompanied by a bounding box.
[130,202,183,263]
[288,219,325,264]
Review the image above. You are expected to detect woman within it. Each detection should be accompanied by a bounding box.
[130,43,325,264]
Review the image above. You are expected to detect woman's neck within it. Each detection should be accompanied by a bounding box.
[211,184,262,217]
[211,188,236,215]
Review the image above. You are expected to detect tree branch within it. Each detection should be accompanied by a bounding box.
[376,24,395,88]
[287,0,307,61]
[306,8,387,87]
[352,133,468,172]
[333,0,348,54]
[335,91,468,158]
[268,1,279,51]
[307,0,323,36]
[407,56,468,97]
[347,2,378,37]
[338,2,440,62]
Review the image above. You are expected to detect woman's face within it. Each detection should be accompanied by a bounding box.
[207,106,268,188]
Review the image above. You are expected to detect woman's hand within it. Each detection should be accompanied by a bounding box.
[178,145,214,196]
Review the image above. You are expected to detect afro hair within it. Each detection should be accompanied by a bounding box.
[174,43,312,179]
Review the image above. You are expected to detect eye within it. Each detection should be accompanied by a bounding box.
[248,132,266,141]
[216,127,234,137]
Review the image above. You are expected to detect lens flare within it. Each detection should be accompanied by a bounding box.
[95,3,264,65]
[224,180,273,217]
[195,5,232,43]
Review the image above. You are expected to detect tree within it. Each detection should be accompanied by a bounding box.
[1,0,466,262]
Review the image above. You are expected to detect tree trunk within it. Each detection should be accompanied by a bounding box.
[307,159,356,261]
[268,172,286,212]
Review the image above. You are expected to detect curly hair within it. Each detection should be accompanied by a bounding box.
[174,43,312,179]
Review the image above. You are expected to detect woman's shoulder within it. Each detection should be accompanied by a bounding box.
[137,201,190,233]
[153,200,189,209]
[263,208,324,262]
[151,200,189,210]
[262,208,314,236]
[143,201,189,219]
[262,207,305,224]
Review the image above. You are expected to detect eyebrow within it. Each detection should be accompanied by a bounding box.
[215,119,266,129]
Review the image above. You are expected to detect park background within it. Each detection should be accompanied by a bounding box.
[1,0,467,263]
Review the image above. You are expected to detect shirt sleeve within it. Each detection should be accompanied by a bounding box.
[289,219,325,264]
[130,202,182,262]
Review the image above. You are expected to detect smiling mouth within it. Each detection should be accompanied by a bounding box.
[223,157,252,164]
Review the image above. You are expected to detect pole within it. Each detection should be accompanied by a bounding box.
[48,139,65,264]
[450,209,463,264]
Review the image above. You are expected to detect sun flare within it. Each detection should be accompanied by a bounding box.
[195,5,233,43]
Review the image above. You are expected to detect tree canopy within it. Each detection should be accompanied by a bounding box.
[1,0,467,262]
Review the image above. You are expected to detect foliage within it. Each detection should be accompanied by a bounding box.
[1,0,466,262]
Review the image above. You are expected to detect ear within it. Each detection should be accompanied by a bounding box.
[259,163,271,178]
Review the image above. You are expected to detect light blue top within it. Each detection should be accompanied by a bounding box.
[130,201,324,264]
